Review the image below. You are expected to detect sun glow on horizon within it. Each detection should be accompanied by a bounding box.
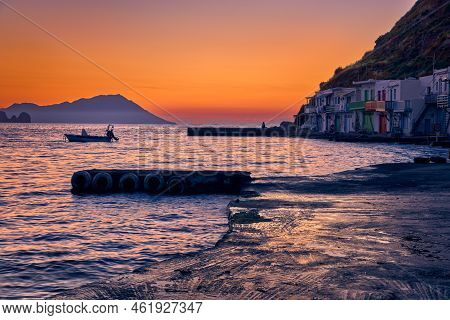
[0,0,415,124]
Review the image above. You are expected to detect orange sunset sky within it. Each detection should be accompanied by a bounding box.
[0,0,416,124]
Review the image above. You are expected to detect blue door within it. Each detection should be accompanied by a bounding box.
[424,119,431,135]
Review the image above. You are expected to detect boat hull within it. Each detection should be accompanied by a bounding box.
[65,134,112,143]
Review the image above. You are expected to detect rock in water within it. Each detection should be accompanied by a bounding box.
[0,111,32,123]
[17,112,31,123]
[0,111,8,123]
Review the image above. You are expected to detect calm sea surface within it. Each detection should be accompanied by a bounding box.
[0,124,447,299]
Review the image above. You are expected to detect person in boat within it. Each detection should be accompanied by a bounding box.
[106,125,119,141]
[261,122,266,129]
[81,128,88,136]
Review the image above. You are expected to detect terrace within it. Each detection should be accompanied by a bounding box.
[347,101,365,111]
[365,101,386,112]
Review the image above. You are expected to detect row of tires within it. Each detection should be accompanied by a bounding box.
[71,171,188,195]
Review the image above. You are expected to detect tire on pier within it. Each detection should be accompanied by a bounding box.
[92,172,113,193]
[71,171,92,193]
[414,157,431,164]
[223,174,242,194]
[167,176,186,195]
[118,173,140,193]
[144,173,165,194]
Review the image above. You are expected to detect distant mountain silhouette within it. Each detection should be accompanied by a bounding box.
[2,94,175,124]
[0,111,31,123]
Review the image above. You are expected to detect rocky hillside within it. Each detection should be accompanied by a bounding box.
[321,0,450,90]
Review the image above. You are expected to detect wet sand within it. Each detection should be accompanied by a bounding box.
[60,163,450,300]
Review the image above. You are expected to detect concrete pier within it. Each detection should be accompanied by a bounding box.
[187,127,294,137]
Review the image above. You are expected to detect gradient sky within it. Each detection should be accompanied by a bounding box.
[0,0,416,124]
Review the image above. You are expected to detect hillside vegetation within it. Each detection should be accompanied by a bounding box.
[321,0,450,90]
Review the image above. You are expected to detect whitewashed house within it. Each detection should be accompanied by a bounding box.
[295,96,320,131]
[385,79,426,136]
[414,67,450,135]
[314,89,332,132]
[329,88,355,133]
[311,88,354,133]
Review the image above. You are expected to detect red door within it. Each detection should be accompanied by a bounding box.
[379,114,387,133]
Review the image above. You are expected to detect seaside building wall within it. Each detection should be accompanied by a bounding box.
[385,79,425,136]
[413,68,449,136]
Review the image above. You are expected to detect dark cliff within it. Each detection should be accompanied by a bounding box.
[321,0,450,90]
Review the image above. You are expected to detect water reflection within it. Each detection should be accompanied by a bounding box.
[0,123,446,299]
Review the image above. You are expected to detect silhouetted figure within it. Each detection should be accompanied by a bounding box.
[261,122,266,129]
[106,124,119,141]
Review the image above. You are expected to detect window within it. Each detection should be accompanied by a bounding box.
[377,91,381,101]
[393,89,397,100]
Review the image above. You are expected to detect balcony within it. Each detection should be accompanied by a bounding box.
[365,101,385,112]
[386,101,409,112]
[347,101,365,111]
[385,101,396,111]
[324,105,337,113]
[437,94,449,109]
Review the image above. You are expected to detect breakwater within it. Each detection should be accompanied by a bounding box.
[71,169,252,195]
[187,127,294,137]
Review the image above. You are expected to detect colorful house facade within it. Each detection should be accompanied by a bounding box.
[294,66,450,137]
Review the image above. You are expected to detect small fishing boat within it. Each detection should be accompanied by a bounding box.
[64,134,114,143]
[64,125,119,143]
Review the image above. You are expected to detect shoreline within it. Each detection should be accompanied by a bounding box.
[186,126,450,148]
[59,162,450,300]
[299,132,450,147]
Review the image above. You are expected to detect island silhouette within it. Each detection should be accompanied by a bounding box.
[1,94,174,124]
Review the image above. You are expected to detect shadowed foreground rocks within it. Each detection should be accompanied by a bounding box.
[60,163,450,300]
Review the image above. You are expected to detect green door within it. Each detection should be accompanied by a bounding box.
[364,113,374,133]
[335,115,341,132]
